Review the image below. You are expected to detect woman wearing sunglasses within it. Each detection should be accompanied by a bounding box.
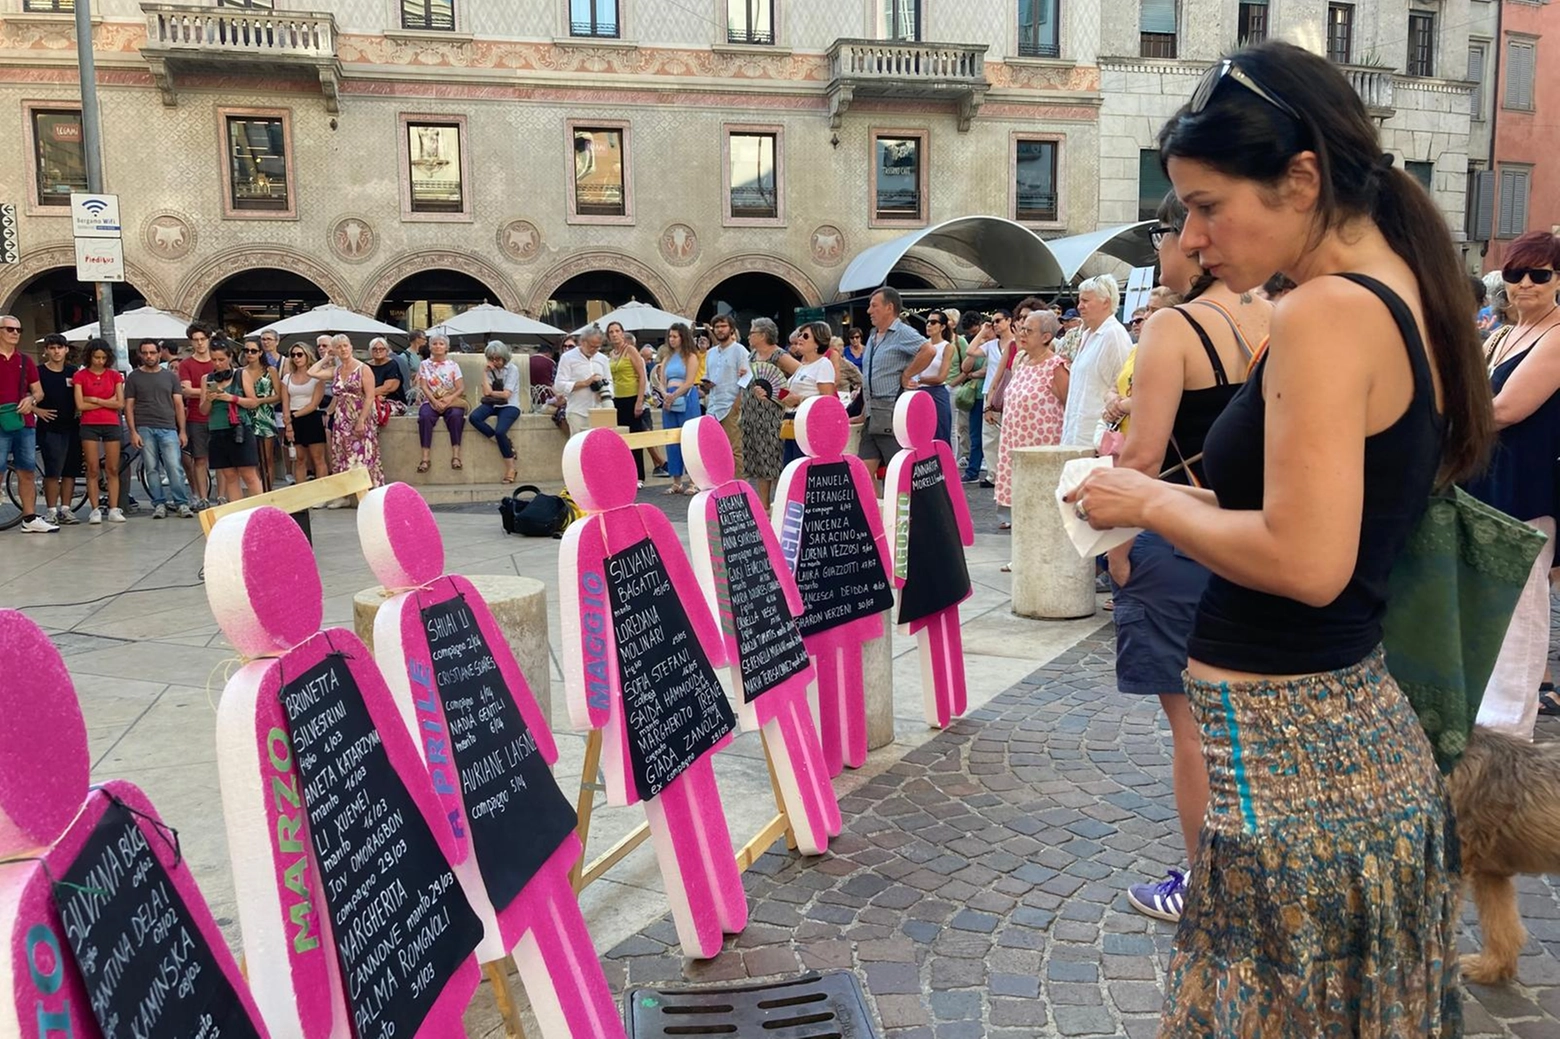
[1067,41,1492,1034]
[1464,230,1560,730]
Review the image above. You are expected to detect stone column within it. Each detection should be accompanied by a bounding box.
[1011,445,1096,620]
[864,613,895,751]
[354,575,552,721]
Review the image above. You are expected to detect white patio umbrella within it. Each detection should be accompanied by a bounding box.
[59,306,191,343]
[427,304,566,344]
[572,300,694,337]
[252,304,405,340]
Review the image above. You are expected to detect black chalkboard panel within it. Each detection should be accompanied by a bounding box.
[897,454,972,625]
[55,799,263,1039]
[606,537,737,801]
[421,595,578,911]
[785,460,896,638]
[281,653,482,1039]
[713,491,811,702]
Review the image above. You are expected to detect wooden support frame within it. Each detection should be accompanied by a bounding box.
[197,466,375,536]
[569,727,797,895]
[613,421,795,452]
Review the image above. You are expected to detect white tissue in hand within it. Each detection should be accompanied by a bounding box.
[1055,457,1143,558]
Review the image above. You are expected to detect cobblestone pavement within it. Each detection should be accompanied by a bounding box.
[601,629,1560,1037]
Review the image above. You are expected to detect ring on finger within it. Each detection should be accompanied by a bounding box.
[1074,502,1089,521]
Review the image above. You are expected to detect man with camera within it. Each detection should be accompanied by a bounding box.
[553,325,615,436]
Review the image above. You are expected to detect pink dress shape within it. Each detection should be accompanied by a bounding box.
[681,416,843,857]
[996,352,1067,507]
[330,362,385,486]
[357,482,625,1039]
[559,428,748,960]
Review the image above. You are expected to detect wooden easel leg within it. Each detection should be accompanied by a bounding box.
[569,729,604,892]
[761,733,798,852]
[483,960,526,1039]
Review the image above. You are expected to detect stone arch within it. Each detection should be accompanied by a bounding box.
[526,250,679,316]
[174,245,353,318]
[685,253,825,314]
[357,249,521,315]
[0,244,172,314]
[892,255,958,291]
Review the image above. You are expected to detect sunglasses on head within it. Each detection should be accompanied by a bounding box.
[1191,58,1301,122]
[1503,266,1555,285]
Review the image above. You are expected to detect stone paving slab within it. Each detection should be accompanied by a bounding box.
[603,630,1560,1038]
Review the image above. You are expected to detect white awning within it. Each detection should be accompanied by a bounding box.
[837,216,1065,295]
[1046,222,1157,282]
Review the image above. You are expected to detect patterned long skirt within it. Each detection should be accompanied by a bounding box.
[1162,648,1462,1038]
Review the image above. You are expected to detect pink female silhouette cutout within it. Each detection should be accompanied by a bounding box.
[357,482,624,1039]
[682,417,843,857]
[882,391,975,728]
[206,506,481,1039]
[558,428,748,960]
[0,609,269,1039]
[772,395,896,777]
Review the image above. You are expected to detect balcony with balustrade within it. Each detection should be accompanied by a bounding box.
[139,4,342,112]
[1339,63,1396,121]
[826,39,990,132]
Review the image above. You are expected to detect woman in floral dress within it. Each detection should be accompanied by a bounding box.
[308,333,383,492]
[995,309,1068,511]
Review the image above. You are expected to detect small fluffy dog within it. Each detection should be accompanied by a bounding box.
[1446,726,1560,985]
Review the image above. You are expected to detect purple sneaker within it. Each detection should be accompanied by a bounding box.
[1128,868,1187,923]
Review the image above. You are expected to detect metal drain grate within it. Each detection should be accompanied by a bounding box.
[625,969,882,1038]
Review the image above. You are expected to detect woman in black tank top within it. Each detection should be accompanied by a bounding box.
[1108,193,1270,927]
[1063,42,1493,1036]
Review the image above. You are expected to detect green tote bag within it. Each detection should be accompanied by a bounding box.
[1382,487,1547,772]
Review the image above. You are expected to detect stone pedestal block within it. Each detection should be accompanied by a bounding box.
[865,611,895,751]
[354,574,552,722]
[1011,445,1097,620]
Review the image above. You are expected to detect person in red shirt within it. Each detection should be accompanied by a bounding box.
[72,339,126,524]
[0,314,55,532]
[177,321,216,509]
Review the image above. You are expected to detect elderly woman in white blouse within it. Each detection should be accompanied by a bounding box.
[1060,273,1133,449]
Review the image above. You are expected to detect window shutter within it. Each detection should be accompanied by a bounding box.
[1468,44,1484,116]
[1515,171,1531,234]
[1508,41,1535,110]
[1474,170,1495,241]
[1498,169,1517,237]
[1141,0,1176,34]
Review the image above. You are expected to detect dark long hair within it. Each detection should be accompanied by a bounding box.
[1155,191,1215,302]
[1157,40,1493,484]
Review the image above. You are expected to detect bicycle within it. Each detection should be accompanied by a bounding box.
[2,442,151,530]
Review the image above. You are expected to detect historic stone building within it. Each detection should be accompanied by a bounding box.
[2,0,1475,338]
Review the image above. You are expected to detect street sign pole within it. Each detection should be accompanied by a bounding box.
[74,0,115,347]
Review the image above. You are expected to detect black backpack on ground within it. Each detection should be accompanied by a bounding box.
[500,484,572,537]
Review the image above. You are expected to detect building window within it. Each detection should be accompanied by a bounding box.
[1405,160,1434,193]
[401,0,454,31]
[1506,38,1536,111]
[727,131,779,221]
[1140,0,1176,59]
[1139,149,1171,221]
[572,125,629,220]
[883,0,920,41]
[1326,4,1353,64]
[406,122,464,214]
[873,133,926,224]
[1406,12,1435,77]
[217,0,274,8]
[1468,167,1494,242]
[570,0,618,38]
[224,115,290,213]
[31,109,86,208]
[1017,0,1059,58]
[1498,166,1531,238]
[727,0,773,45]
[1469,42,1488,119]
[21,0,74,10]
[1014,138,1059,223]
[1237,1,1267,46]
